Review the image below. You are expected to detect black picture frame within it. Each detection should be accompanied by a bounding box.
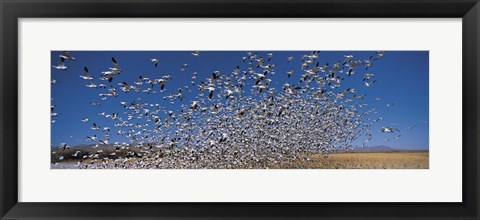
[1,0,479,219]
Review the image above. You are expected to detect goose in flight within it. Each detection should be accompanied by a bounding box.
[381,127,399,133]
[177,88,184,101]
[287,70,294,78]
[267,53,273,62]
[102,57,122,82]
[81,118,89,122]
[319,63,329,72]
[111,57,120,71]
[364,80,376,88]
[58,143,69,150]
[364,56,373,70]
[157,78,168,91]
[207,86,215,100]
[150,58,159,67]
[232,66,240,76]
[225,89,234,99]
[211,71,220,83]
[87,135,97,141]
[72,151,81,158]
[134,76,143,85]
[190,101,201,111]
[86,81,97,88]
[256,57,264,68]
[181,63,188,71]
[119,82,131,93]
[59,51,76,61]
[52,57,68,71]
[51,106,59,117]
[373,51,386,60]
[255,73,266,85]
[191,51,200,57]
[79,66,93,80]
[91,123,100,130]
[363,73,374,81]
[346,68,355,77]
[257,84,268,94]
[287,56,294,63]
[342,55,354,66]
[301,60,313,70]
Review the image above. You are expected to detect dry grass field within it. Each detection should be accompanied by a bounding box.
[275,151,429,169]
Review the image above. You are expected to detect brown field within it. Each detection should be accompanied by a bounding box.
[274,151,429,169]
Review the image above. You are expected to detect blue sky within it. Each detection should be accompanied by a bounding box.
[51,51,428,150]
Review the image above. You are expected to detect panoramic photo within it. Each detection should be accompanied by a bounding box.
[51,51,429,169]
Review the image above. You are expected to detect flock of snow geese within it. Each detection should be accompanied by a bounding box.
[51,51,426,169]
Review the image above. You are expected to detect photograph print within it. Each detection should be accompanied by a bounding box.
[51,51,429,169]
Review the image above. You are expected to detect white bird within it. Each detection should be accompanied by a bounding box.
[103,57,122,83]
[72,151,81,158]
[51,106,58,117]
[52,57,68,71]
[135,76,143,85]
[364,57,373,70]
[342,55,354,66]
[150,58,159,68]
[86,81,97,88]
[181,64,188,71]
[91,123,100,130]
[225,89,234,99]
[87,135,97,141]
[190,101,201,111]
[363,73,374,81]
[373,51,386,60]
[287,70,294,78]
[381,127,398,133]
[59,51,76,61]
[287,56,294,63]
[267,53,273,62]
[191,51,200,57]
[79,66,93,80]
[207,86,215,100]
[364,80,376,88]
